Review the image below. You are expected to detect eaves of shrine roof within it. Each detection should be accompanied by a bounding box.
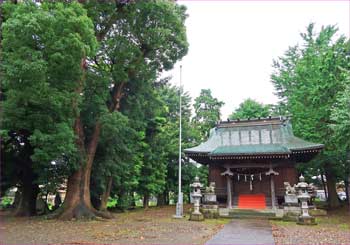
[184,116,324,160]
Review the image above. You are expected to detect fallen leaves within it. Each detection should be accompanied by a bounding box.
[1,205,217,245]
[271,217,350,245]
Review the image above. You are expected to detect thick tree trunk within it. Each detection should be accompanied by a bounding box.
[52,57,110,220]
[324,165,340,209]
[55,44,125,219]
[347,175,350,213]
[321,171,328,200]
[13,190,21,209]
[157,191,166,206]
[143,193,149,209]
[165,191,169,205]
[129,192,137,209]
[53,193,62,210]
[52,119,111,219]
[99,176,113,211]
[14,183,39,216]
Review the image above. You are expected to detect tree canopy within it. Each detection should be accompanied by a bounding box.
[193,89,224,140]
[271,23,350,208]
[1,0,189,219]
[229,98,271,120]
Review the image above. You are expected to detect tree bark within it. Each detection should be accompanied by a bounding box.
[347,175,350,213]
[53,193,62,210]
[13,190,21,209]
[54,4,128,218]
[54,60,126,219]
[143,193,149,209]
[99,176,113,211]
[324,165,340,209]
[14,183,39,216]
[157,191,166,206]
[52,58,110,220]
[321,171,328,200]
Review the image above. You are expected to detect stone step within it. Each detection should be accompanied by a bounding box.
[219,208,230,216]
[218,208,276,218]
[229,209,276,218]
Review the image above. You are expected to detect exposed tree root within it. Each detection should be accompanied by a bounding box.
[47,202,114,220]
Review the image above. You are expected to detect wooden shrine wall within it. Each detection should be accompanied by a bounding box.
[208,162,298,200]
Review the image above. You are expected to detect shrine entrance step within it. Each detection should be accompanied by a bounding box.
[226,209,276,218]
[238,194,266,209]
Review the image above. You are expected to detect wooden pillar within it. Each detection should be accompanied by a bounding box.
[221,168,234,209]
[266,166,279,210]
[270,174,276,210]
[226,175,232,209]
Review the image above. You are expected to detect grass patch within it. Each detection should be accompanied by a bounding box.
[338,223,349,230]
[203,218,230,225]
[270,220,297,226]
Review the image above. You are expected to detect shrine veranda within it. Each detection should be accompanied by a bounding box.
[184,116,324,210]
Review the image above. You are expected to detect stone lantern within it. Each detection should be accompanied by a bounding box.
[189,176,204,221]
[295,175,316,225]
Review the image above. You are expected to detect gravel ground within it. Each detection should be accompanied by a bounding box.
[271,209,350,245]
[0,206,227,245]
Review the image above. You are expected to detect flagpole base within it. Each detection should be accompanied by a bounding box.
[173,201,183,218]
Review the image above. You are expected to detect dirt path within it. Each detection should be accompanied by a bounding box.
[0,206,226,245]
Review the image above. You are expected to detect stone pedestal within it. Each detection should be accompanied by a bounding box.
[203,193,217,204]
[284,194,298,204]
[282,206,301,221]
[201,204,219,219]
[297,216,316,225]
[189,212,204,221]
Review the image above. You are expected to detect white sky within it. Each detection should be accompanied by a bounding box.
[164,0,350,119]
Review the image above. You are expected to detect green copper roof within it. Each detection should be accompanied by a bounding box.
[184,117,323,158]
[211,144,290,155]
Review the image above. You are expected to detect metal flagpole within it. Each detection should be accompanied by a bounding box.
[174,65,183,218]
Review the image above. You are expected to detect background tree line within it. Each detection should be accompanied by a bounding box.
[1,0,349,220]
[0,0,225,219]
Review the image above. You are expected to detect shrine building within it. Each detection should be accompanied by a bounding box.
[184,116,323,210]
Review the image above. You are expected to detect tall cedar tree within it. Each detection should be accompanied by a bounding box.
[60,1,188,219]
[158,84,207,205]
[271,24,350,208]
[193,89,224,140]
[1,2,96,216]
[2,1,188,219]
[331,76,350,209]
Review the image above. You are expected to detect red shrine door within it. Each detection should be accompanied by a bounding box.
[232,169,271,209]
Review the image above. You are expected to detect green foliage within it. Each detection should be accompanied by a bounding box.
[229,98,272,120]
[156,84,207,203]
[271,23,350,182]
[107,198,117,209]
[193,89,224,140]
[87,0,188,208]
[0,197,13,209]
[331,80,350,153]
[2,0,191,213]
[1,1,97,191]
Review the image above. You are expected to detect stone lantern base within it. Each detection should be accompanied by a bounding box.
[297,216,316,225]
[189,212,204,221]
[201,204,219,219]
